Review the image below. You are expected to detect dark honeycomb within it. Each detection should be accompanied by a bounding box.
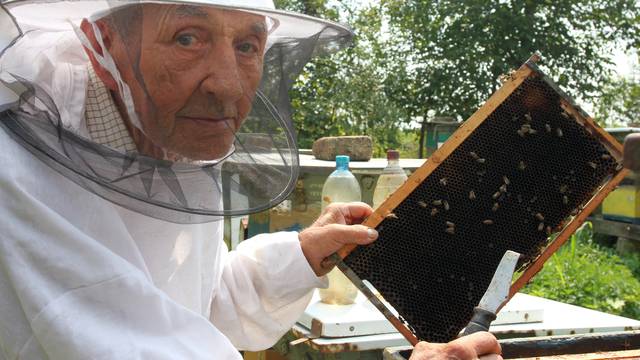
[343,74,620,343]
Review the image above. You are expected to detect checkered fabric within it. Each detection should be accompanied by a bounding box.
[85,65,137,153]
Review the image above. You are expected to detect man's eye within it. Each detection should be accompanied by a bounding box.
[176,34,196,47]
[237,42,257,54]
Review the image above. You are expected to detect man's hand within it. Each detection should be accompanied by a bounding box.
[299,202,378,276]
[410,332,502,360]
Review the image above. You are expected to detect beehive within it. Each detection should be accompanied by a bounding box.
[335,54,627,344]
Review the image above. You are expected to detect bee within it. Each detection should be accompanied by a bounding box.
[588,162,597,169]
[557,128,564,137]
[601,154,612,160]
[476,158,486,164]
[433,200,443,206]
[545,124,552,132]
[559,184,568,194]
[521,124,531,133]
[483,219,494,225]
[440,178,448,186]
[560,111,569,119]
[443,200,450,211]
[546,226,552,235]
[503,176,510,185]
[570,208,579,216]
[518,161,527,171]
[524,113,532,122]
[538,222,545,231]
[323,196,332,203]
[535,213,545,221]
[529,128,538,135]
[386,213,398,219]
[492,191,501,199]
[418,200,428,208]
[616,163,623,171]
[499,184,508,193]
[431,208,439,216]
[517,129,525,137]
[492,203,500,212]
[469,190,477,200]
[563,195,569,205]
[469,151,480,160]
[445,221,455,235]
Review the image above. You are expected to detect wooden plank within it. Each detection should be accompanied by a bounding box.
[591,216,640,240]
[560,100,623,160]
[512,350,640,360]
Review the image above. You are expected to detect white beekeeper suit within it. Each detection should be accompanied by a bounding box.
[0,1,353,359]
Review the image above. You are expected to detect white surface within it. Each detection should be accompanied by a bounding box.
[491,293,640,337]
[298,291,545,338]
[299,291,395,337]
[300,154,426,171]
[295,293,640,352]
[493,294,544,325]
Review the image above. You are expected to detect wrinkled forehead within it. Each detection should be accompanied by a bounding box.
[103,4,272,39]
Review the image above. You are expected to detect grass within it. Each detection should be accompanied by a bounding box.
[522,222,640,320]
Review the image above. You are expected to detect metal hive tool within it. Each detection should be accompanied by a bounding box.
[334,53,628,344]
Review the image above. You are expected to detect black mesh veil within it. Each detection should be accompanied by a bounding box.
[0,1,352,223]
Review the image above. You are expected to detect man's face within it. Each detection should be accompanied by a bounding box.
[109,5,267,160]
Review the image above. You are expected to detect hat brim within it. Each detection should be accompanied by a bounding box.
[3,0,353,49]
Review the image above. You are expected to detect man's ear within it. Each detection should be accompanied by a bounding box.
[80,18,118,91]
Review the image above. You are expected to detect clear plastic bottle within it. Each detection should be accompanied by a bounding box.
[372,150,408,209]
[318,155,361,305]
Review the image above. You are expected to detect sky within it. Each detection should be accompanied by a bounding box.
[613,49,637,78]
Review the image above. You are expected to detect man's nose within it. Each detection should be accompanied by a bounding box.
[199,44,244,102]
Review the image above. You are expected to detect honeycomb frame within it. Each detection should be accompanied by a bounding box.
[335,54,627,344]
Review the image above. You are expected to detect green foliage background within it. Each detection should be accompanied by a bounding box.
[522,223,640,319]
[275,0,639,157]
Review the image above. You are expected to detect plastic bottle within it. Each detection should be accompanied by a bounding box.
[372,150,408,209]
[318,155,361,305]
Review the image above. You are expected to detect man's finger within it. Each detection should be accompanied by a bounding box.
[325,223,378,246]
[479,355,503,360]
[339,202,374,224]
[313,202,374,227]
[460,332,502,357]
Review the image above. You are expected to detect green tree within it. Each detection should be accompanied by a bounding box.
[383,0,640,153]
[594,60,640,127]
[274,0,411,156]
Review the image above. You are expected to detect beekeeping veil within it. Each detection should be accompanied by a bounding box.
[0,0,352,223]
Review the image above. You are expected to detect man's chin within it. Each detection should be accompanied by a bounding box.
[172,145,234,162]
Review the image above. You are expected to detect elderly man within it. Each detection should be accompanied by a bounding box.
[0,1,500,359]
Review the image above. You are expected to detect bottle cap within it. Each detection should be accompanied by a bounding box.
[335,155,350,169]
[387,150,400,160]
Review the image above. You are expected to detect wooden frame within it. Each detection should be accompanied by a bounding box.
[335,53,627,345]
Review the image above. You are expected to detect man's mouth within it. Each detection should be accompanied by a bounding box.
[178,116,236,128]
